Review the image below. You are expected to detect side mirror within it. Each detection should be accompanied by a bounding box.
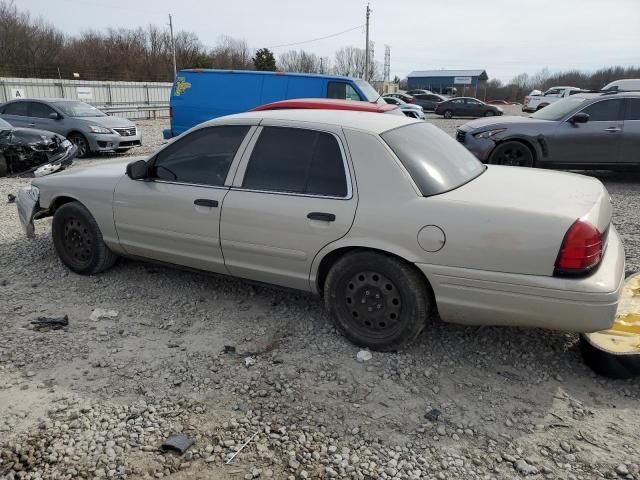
[126,160,149,180]
[569,112,589,124]
[49,112,61,120]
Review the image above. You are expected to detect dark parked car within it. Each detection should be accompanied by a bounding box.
[405,89,433,96]
[385,92,415,104]
[434,97,503,119]
[412,93,449,111]
[456,91,640,169]
[0,117,76,177]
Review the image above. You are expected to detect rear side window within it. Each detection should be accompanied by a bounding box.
[152,126,249,186]
[580,99,623,121]
[625,99,640,120]
[381,122,485,197]
[243,127,348,197]
[4,102,28,116]
[327,82,361,101]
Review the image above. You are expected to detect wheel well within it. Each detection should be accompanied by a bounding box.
[536,103,548,111]
[315,246,437,310]
[50,196,77,213]
[490,138,537,164]
[66,130,86,140]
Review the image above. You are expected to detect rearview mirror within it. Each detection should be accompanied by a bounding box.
[48,112,61,120]
[126,160,148,180]
[569,112,589,124]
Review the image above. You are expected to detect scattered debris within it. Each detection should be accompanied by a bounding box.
[160,434,194,455]
[424,408,441,422]
[31,315,69,330]
[225,431,259,465]
[34,163,62,177]
[356,350,372,362]
[244,356,256,367]
[224,345,237,354]
[89,308,119,321]
[7,193,15,203]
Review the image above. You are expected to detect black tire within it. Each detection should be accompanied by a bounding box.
[443,110,454,119]
[536,104,548,111]
[579,334,640,379]
[489,141,535,167]
[324,251,431,351]
[484,110,495,117]
[68,133,91,158]
[52,202,118,275]
[0,154,7,177]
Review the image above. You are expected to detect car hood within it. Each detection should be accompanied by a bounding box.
[35,157,136,184]
[460,115,546,131]
[75,115,136,128]
[7,127,65,141]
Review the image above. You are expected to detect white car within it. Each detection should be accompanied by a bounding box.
[523,86,583,112]
[16,109,625,351]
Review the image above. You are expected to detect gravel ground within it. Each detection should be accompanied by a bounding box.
[1,109,639,480]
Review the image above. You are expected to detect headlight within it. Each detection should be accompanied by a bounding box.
[61,139,72,148]
[473,128,506,139]
[88,125,112,134]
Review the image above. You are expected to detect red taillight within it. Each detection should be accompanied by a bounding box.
[554,220,602,275]
[169,106,173,119]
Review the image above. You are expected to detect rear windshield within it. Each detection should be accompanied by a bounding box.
[529,97,587,121]
[381,122,485,196]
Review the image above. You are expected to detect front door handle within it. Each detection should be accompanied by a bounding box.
[28,123,35,127]
[194,199,219,207]
[307,212,335,222]
[604,127,621,133]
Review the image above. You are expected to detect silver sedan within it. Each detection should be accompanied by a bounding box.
[16,109,625,351]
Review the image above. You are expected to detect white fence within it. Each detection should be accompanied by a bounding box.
[0,77,172,119]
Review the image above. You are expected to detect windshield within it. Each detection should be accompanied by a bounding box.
[355,79,385,106]
[53,101,106,117]
[0,117,11,129]
[381,122,485,197]
[530,97,587,121]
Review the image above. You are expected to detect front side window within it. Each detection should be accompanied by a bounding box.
[3,102,29,116]
[625,98,640,121]
[327,82,361,101]
[580,99,623,122]
[152,126,249,186]
[451,99,465,104]
[466,99,482,105]
[30,102,56,118]
[381,122,485,197]
[243,127,347,197]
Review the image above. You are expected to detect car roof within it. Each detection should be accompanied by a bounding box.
[206,108,418,134]
[250,98,397,113]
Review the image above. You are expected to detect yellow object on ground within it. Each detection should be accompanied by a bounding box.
[585,274,640,352]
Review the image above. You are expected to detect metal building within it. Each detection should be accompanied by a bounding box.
[406,69,488,96]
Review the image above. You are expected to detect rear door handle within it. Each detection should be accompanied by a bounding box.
[307,212,336,222]
[604,127,621,133]
[194,199,219,207]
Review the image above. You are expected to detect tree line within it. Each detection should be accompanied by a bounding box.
[0,1,380,82]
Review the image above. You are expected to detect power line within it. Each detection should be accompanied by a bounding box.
[266,24,364,49]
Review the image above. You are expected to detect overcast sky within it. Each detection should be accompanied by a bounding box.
[19,0,640,83]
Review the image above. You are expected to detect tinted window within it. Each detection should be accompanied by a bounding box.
[624,99,640,120]
[152,126,249,186]
[581,99,623,122]
[414,94,428,100]
[30,102,55,118]
[243,127,347,197]
[466,99,482,105]
[381,122,485,197]
[327,82,361,101]
[451,99,465,104]
[4,102,28,116]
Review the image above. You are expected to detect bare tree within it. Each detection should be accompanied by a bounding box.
[278,50,327,73]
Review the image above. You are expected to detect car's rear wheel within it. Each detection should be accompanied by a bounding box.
[443,110,454,119]
[0,154,7,177]
[324,251,431,351]
[489,141,534,167]
[484,110,495,117]
[68,133,91,158]
[52,202,118,275]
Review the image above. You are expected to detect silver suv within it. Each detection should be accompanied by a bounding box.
[0,99,142,157]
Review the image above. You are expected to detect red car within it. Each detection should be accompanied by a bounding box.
[487,99,511,105]
[250,98,402,115]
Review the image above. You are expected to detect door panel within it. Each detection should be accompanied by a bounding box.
[621,98,640,164]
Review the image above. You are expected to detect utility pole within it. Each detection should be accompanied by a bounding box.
[168,14,177,79]
[364,3,371,81]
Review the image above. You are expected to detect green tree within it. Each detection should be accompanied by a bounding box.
[253,48,276,71]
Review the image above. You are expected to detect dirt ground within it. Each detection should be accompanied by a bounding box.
[1,110,639,480]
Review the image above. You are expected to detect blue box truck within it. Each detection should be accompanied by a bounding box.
[164,69,384,138]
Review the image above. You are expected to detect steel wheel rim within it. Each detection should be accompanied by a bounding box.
[62,216,93,264]
[344,271,403,336]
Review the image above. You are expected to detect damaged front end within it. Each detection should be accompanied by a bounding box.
[0,128,77,178]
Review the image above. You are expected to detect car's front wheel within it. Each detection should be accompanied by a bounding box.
[484,110,495,117]
[324,251,431,351]
[488,141,534,167]
[443,110,454,119]
[52,202,118,275]
[68,133,91,158]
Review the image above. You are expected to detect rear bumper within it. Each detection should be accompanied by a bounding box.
[416,225,625,332]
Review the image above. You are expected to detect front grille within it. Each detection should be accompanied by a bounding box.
[113,126,137,137]
[456,129,466,143]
